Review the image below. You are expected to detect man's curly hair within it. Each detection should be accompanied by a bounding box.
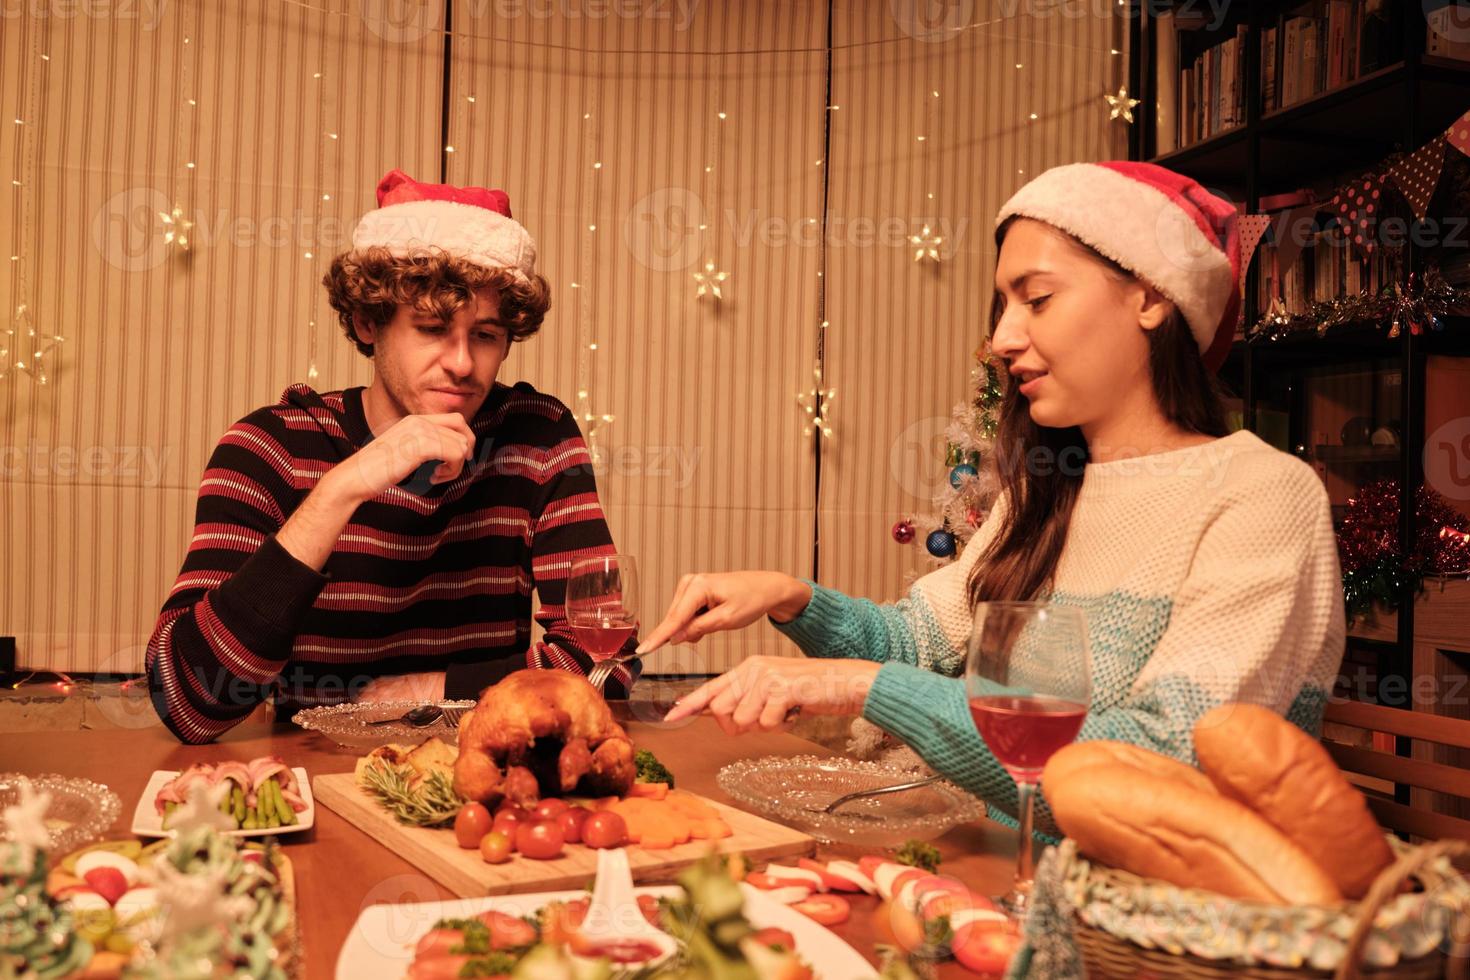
[323,246,552,358]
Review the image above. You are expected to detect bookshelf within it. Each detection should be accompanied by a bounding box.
[1128,0,1470,825]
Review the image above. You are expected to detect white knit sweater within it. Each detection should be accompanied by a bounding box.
[776,429,1347,825]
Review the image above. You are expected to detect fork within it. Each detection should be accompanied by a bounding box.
[587,652,641,694]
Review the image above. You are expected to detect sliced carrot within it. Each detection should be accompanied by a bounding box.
[703,818,733,839]
[628,782,669,800]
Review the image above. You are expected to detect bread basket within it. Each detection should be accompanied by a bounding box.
[1031,837,1470,979]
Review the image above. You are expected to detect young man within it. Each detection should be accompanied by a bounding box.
[146,169,636,744]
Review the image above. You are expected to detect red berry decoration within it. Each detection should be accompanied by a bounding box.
[892,519,916,544]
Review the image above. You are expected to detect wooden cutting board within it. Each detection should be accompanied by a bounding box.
[313,772,815,897]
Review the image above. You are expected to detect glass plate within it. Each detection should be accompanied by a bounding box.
[291,700,476,749]
[0,772,121,854]
[717,755,983,849]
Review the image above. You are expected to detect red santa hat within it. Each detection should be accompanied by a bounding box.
[351,169,537,280]
[995,161,1240,372]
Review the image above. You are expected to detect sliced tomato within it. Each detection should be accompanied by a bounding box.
[857,855,892,880]
[750,926,797,952]
[952,923,1021,976]
[791,893,850,926]
[746,871,816,891]
[636,893,662,926]
[797,858,854,891]
[413,929,464,959]
[407,955,479,980]
[476,909,537,949]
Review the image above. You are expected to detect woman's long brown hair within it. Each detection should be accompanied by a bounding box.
[966,218,1230,607]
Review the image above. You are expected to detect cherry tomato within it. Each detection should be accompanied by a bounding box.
[478,830,512,864]
[953,923,1021,976]
[790,893,850,927]
[515,819,565,860]
[495,803,528,820]
[532,798,571,821]
[453,803,493,850]
[491,808,525,844]
[556,807,590,844]
[580,811,628,849]
[636,893,662,927]
[751,927,797,952]
[476,909,539,949]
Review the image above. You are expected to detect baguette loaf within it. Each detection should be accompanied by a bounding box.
[1193,703,1392,898]
[1047,762,1344,906]
[1042,739,1216,797]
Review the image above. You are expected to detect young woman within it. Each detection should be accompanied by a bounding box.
[645,162,1346,832]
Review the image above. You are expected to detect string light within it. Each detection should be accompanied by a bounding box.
[797,360,836,439]
[911,224,943,263]
[1,304,65,386]
[1104,86,1141,123]
[160,205,194,251]
[693,259,728,301]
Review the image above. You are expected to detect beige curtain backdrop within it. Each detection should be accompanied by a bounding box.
[2,0,1121,676]
[819,2,1128,603]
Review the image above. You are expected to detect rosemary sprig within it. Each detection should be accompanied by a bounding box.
[359,759,464,827]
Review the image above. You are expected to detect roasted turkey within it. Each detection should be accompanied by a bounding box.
[452,668,636,807]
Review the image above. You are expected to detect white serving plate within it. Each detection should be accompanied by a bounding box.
[335,881,877,979]
[130,767,315,839]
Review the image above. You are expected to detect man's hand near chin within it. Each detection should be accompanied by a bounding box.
[354,671,447,703]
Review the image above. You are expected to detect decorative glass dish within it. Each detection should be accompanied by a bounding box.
[716,755,983,849]
[0,773,121,854]
[292,700,476,749]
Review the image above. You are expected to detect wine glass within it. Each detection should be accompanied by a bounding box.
[965,601,1091,916]
[566,555,640,663]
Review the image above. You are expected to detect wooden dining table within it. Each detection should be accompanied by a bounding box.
[2,707,1019,979]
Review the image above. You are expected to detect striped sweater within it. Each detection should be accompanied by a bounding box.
[145,382,637,745]
[775,430,1347,835]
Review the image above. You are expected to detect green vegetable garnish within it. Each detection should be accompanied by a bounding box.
[894,839,941,873]
[634,749,675,788]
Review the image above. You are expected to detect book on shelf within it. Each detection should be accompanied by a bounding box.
[1426,2,1470,62]
[1171,23,1247,148]
[1265,1,1403,113]
[1255,233,1392,319]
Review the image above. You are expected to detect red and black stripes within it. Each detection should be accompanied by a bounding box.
[145,382,636,745]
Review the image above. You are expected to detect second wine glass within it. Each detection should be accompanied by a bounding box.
[566,554,640,663]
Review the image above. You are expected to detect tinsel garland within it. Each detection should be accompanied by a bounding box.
[1247,268,1467,344]
[1337,479,1470,619]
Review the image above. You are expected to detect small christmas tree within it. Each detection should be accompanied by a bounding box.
[892,344,1004,564]
[1,780,95,979]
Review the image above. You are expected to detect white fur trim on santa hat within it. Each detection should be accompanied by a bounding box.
[352,199,537,279]
[996,163,1232,355]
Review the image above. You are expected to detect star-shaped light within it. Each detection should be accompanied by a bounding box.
[575,389,616,442]
[2,776,54,858]
[166,780,235,835]
[1,303,66,386]
[910,224,943,263]
[796,360,836,439]
[159,204,194,251]
[693,259,728,301]
[1104,86,1141,123]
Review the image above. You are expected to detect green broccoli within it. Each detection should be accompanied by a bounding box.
[894,838,941,873]
[634,749,675,787]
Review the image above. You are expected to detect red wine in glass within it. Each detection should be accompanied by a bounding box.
[967,695,1088,782]
[966,601,1091,917]
[570,617,638,662]
[566,555,640,667]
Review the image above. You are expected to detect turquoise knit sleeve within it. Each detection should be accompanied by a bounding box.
[861,662,1254,839]
[771,580,962,674]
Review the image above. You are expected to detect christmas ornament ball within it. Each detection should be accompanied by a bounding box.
[949,463,978,488]
[891,520,916,544]
[926,529,957,558]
